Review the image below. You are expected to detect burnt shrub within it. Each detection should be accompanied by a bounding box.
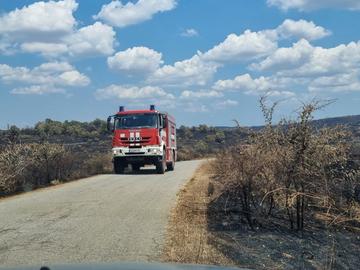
[212,97,360,231]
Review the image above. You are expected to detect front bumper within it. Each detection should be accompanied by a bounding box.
[112,145,163,158]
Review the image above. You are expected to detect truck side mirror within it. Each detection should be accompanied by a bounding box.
[107,116,114,132]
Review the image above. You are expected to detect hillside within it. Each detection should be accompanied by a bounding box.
[1,114,359,160]
[312,114,360,128]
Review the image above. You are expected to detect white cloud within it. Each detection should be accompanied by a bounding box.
[19,22,116,57]
[180,90,222,99]
[0,62,90,86]
[251,39,313,71]
[34,62,74,73]
[213,73,296,97]
[267,0,360,11]
[309,73,360,92]
[20,42,68,57]
[214,74,272,92]
[66,22,116,57]
[58,70,90,86]
[278,41,360,78]
[11,85,65,95]
[266,90,297,97]
[151,28,273,86]
[0,1,116,58]
[181,28,199,37]
[276,19,331,41]
[108,47,163,74]
[147,19,328,87]
[0,61,90,94]
[214,69,360,96]
[94,0,177,28]
[202,30,278,62]
[217,99,239,107]
[149,55,219,86]
[95,85,174,100]
[0,0,77,35]
[251,40,360,81]
[201,19,328,64]
[0,40,15,55]
[183,103,209,113]
[215,39,360,95]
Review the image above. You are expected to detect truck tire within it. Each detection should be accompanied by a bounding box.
[167,152,175,171]
[156,152,166,174]
[114,158,125,174]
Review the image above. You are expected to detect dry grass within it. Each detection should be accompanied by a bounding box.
[162,161,234,266]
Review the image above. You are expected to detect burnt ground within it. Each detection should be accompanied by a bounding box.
[163,161,360,270]
[207,212,360,269]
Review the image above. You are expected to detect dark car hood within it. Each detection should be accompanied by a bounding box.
[1,262,248,270]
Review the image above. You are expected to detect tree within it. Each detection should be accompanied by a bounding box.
[215,131,225,143]
[7,125,20,143]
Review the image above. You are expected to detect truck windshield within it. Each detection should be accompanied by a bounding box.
[115,114,158,129]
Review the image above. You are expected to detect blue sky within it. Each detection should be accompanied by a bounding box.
[0,0,359,128]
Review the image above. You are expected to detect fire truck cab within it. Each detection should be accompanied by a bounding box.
[107,105,177,174]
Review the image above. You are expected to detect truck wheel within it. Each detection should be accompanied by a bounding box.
[114,158,125,174]
[156,152,166,174]
[167,152,175,171]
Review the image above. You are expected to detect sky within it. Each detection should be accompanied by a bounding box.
[0,0,359,128]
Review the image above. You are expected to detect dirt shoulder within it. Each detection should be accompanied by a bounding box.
[162,161,234,266]
[162,161,360,270]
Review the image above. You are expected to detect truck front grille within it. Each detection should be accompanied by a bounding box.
[125,152,146,155]
[120,136,151,145]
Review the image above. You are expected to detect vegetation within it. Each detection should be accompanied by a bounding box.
[164,98,360,269]
[2,113,359,161]
[212,97,360,231]
[0,141,112,197]
[0,118,252,161]
[0,110,359,198]
[165,160,360,269]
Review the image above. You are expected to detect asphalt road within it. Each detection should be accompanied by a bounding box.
[0,160,203,267]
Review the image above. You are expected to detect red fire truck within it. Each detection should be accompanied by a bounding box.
[107,105,177,174]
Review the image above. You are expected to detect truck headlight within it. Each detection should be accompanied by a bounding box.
[148,148,161,155]
[113,149,122,155]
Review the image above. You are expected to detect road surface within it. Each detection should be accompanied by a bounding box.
[0,160,203,267]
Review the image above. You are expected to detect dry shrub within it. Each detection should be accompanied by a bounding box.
[0,143,72,195]
[213,97,360,231]
[0,142,111,197]
[82,153,112,175]
[0,144,32,195]
[177,148,199,161]
[25,143,70,187]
